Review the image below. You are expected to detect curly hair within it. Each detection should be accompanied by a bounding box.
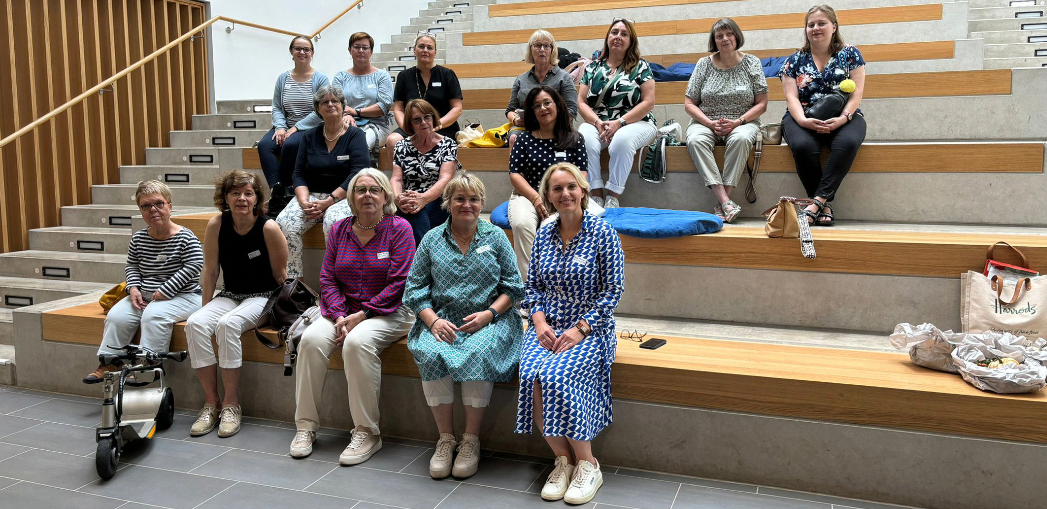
[213,170,267,216]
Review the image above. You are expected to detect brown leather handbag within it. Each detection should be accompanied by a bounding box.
[254,279,318,349]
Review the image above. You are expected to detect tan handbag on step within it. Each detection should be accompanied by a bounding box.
[763,197,816,259]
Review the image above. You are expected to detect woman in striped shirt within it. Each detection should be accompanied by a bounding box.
[84,181,204,383]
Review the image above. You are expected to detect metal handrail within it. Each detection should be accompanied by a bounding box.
[0,0,365,149]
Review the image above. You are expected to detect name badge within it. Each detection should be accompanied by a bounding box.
[554,151,567,158]
[432,82,442,87]
[476,245,492,254]
[336,155,352,161]
[247,250,261,259]
[368,83,376,88]
[377,251,389,259]
[572,255,589,265]
[735,85,748,91]
[156,254,168,262]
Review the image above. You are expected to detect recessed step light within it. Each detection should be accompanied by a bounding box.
[389,65,407,72]
[445,10,462,15]
[188,155,213,164]
[252,105,272,113]
[164,173,190,183]
[232,120,256,129]
[452,2,469,7]
[42,267,71,279]
[5,296,32,307]
[1016,11,1044,18]
[1022,23,1047,30]
[399,55,416,61]
[1036,49,1047,56]
[1011,0,1036,6]
[436,19,453,24]
[1029,35,1047,42]
[77,240,104,251]
[212,137,235,146]
[427,27,445,32]
[108,217,132,227]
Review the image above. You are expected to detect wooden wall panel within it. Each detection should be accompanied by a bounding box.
[0,0,209,253]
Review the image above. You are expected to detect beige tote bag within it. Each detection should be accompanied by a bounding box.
[961,270,1046,338]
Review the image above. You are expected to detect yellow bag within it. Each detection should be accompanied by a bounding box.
[98,282,127,313]
[465,122,512,148]
[455,121,483,146]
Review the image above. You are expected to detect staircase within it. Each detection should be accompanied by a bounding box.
[372,0,494,82]
[970,0,1047,68]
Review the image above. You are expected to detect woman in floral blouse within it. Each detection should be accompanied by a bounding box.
[779,4,866,226]
[576,18,657,209]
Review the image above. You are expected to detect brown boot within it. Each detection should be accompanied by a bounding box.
[83,363,120,384]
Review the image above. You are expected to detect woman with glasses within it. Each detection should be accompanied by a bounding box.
[276,85,371,280]
[385,32,464,151]
[288,169,417,465]
[505,30,578,149]
[257,35,330,187]
[577,18,657,209]
[391,99,461,245]
[83,181,203,383]
[332,32,395,152]
[404,172,524,480]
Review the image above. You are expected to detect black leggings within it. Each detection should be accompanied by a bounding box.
[782,114,867,201]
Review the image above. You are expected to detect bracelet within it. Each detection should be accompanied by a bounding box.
[428,318,439,331]
[488,307,499,320]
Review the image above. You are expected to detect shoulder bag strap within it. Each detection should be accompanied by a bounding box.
[987,242,1029,268]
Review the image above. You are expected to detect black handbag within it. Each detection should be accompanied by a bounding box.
[254,278,318,349]
[803,91,847,121]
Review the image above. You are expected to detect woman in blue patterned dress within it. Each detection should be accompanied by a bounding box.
[404,172,525,480]
[516,162,625,505]
[780,4,866,226]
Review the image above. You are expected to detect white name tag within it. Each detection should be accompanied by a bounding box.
[368,83,376,88]
[156,255,168,262]
[336,155,352,161]
[247,250,261,259]
[476,245,492,254]
[735,85,748,91]
[572,255,589,265]
[554,151,567,158]
[432,82,442,87]
[377,251,389,259]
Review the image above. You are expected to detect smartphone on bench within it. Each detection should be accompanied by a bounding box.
[639,338,667,350]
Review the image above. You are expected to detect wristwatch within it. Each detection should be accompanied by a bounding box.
[575,320,592,337]
[363,309,374,319]
[842,110,853,121]
[619,118,628,127]
[738,116,747,125]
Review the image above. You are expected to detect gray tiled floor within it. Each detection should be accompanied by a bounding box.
[0,385,920,509]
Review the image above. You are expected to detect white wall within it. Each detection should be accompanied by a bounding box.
[208,0,431,101]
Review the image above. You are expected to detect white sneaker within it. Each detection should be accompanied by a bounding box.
[540,456,575,501]
[289,430,315,458]
[590,196,604,208]
[339,428,382,465]
[430,433,456,479]
[217,405,242,438]
[452,433,480,478]
[564,459,603,504]
[190,404,219,437]
[604,196,620,209]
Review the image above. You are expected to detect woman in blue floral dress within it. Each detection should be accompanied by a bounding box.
[404,172,524,480]
[780,4,866,226]
[516,162,625,505]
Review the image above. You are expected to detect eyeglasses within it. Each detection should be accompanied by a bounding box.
[531,43,552,51]
[618,330,647,343]
[292,47,313,53]
[416,30,436,37]
[139,200,168,212]
[611,17,635,24]
[531,100,555,111]
[353,186,383,196]
[351,45,372,52]
[410,114,434,125]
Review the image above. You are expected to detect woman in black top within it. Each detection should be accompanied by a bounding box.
[277,85,371,279]
[507,86,600,277]
[385,32,464,151]
[185,170,289,438]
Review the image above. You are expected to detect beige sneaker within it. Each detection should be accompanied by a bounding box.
[190,404,220,437]
[452,433,480,478]
[289,430,315,458]
[429,433,456,479]
[339,428,382,465]
[217,405,242,438]
[540,455,575,501]
[564,459,603,505]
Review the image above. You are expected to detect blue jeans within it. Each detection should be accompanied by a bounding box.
[397,200,449,246]
[257,128,306,186]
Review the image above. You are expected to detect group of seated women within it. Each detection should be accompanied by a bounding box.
[83,161,624,504]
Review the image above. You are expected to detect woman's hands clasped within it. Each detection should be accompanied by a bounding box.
[799,114,848,134]
[333,312,365,346]
[430,310,496,344]
[535,323,586,354]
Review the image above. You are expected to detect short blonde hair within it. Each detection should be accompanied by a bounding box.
[538,162,589,215]
[441,171,485,211]
[214,170,267,216]
[524,30,558,64]
[133,180,172,206]
[347,169,397,216]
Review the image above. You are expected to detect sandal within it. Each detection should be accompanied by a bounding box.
[712,205,725,220]
[799,201,822,226]
[721,200,742,223]
[815,202,835,227]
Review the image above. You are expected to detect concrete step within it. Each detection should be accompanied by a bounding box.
[390,30,461,46]
[984,55,1047,67]
[0,276,110,310]
[411,12,473,24]
[191,113,271,131]
[972,27,1047,44]
[169,129,268,148]
[968,0,1044,7]
[0,309,11,346]
[144,147,244,169]
[0,250,126,283]
[60,204,211,229]
[418,6,474,18]
[92,184,215,208]
[402,21,472,34]
[985,41,1047,57]
[971,5,1047,20]
[971,17,1047,32]
[120,165,265,189]
[215,100,271,114]
[0,344,13,384]
[29,227,132,255]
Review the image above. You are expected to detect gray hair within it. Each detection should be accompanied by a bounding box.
[313,85,346,112]
[347,169,398,216]
[133,180,173,205]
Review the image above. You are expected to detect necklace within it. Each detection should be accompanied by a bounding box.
[355,214,384,230]
[450,226,476,246]
[323,125,345,142]
[415,68,430,98]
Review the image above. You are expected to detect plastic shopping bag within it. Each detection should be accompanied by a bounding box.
[889,323,966,373]
[951,332,1047,394]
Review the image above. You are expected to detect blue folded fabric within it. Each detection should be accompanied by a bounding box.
[762,56,788,78]
[650,62,695,82]
[491,200,510,229]
[601,207,722,238]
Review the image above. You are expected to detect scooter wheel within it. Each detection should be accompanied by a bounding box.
[156,387,175,430]
[95,436,118,480]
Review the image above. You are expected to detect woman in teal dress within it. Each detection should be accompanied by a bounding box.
[404,172,524,480]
